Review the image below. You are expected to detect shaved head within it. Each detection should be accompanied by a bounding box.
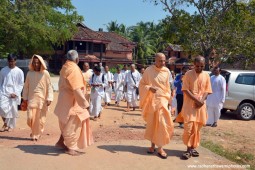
[194,55,205,73]
[194,55,205,63]
[83,62,90,72]
[155,53,166,68]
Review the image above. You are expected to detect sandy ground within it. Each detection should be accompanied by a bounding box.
[0,77,253,170]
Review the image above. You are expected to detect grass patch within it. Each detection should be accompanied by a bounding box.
[201,140,254,170]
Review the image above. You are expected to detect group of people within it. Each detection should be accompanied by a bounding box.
[140,53,226,160]
[0,54,53,143]
[82,62,143,120]
[0,50,226,158]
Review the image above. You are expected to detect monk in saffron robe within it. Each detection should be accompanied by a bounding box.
[22,55,53,141]
[139,53,174,159]
[54,50,93,156]
[82,62,93,103]
[181,56,212,159]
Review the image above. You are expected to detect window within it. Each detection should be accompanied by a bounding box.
[235,74,255,85]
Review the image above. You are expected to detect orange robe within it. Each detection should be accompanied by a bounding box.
[83,70,93,103]
[139,65,174,147]
[54,61,93,150]
[181,69,212,148]
[22,55,53,140]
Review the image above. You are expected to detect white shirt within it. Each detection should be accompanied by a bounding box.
[89,73,108,97]
[125,70,141,90]
[0,66,24,103]
[104,71,114,89]
[114,72,125,91]
[206,74,226,107]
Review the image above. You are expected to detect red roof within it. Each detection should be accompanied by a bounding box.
[97,32,136,52]
[72,23,110,43]
[79,55,100,62]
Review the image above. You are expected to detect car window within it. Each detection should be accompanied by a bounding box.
[235,74,255,85]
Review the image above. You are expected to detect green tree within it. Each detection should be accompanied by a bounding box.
[0,0,83,58]
[145,0,253,69]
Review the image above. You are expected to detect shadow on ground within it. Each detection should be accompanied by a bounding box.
[15,145,64,156]
[119,125,145,129]
[97,145,184,158]
[0,135,31,141]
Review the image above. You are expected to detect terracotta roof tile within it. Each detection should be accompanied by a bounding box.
[72,23,110,43]
[97,32,136,52]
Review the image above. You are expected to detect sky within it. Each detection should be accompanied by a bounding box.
[71,0,171,31]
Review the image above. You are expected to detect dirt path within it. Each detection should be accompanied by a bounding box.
[0,92,252,170]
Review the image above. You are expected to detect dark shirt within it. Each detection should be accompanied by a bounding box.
[174,74,183,95]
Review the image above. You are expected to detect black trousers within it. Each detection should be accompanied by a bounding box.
[176,94,184,114]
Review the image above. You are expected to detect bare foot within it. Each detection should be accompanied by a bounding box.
[65,149,85,156]
[55,142,68,150]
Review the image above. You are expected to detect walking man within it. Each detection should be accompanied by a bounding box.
[181,56,212,159]
[55,50,93,155]
[113,67,125,106]
[206,66,226,127]
[82,62,93,103]
[125,64,140,112]
[104,65,114,107]
[22,54,53,141]
[139,53,174,159]
[89,66,107,120]
[0,54,24,132]
[174,66,189,128]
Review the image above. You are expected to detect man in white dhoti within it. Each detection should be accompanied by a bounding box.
[103,66,114,107]
[121,64,129,102]
[125,64,141,112]
[113,67,125,106]
[0,54,24,132]
[89,66,108,120]
[206,66,226,127]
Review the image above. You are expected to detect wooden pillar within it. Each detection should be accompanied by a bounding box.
[91,42,94,54]
[100,43,103,63]
[86,42,89,54]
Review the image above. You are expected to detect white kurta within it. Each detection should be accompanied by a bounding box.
[206,75,226,124]
[121,70,129,99]
[89,73,108,117]
[114,72,125,103]
[104,71,114,103]
[0,66,24,128]
[125,70,141,107]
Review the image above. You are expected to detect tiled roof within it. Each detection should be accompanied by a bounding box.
[79,55,100,62]
[166,44,183,52]
[72,23,110,43]
[97,32,136,52]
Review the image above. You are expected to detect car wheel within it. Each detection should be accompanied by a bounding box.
[221,108,227,114]
[237,103,255,120]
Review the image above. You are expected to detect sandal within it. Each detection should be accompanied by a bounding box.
[147,147,155,154]
[181,151,191,160]
[211,122,217,127]
[191,149,199,157]
[157,151,168,159]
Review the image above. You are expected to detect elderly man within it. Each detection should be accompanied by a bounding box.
[55,50,93,156]
[125,64,140,112]
[103,65,114,107]
[22,54,53,141]
[0,54,24,132]
[82,62,93,103]
[181,56,212,159]
[139,53,174,159]
[206,66,226,127]
[89,66,107,120]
